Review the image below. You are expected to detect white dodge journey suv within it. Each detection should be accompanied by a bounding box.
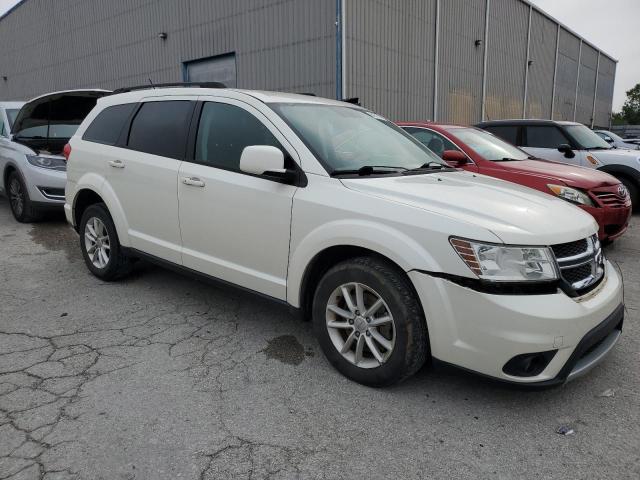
[65,85,623,387]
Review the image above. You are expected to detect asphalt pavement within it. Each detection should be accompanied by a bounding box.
[0,201,638,479]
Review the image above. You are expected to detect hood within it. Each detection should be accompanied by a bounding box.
[588,148,640,166]
[12,89,110,154]
[341,171,597,245]
[494,159,619,188]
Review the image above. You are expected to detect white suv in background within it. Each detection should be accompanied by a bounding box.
[65,86,623,387]
[0,90,108,222]
[477,120,640,208]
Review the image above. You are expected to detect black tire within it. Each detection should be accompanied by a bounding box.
[79,203,134,280]
[619,177,639,212]
[312,256,429,387]
[6,171,43,223]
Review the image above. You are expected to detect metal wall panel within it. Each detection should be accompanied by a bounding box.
[0,0,336,101]
[436,0,486,124]
[576,43,598,125]
[594,56,615,128]
[525,9,556,119]
[345,0,437,120]
[0,0,617,126]
[485,0,529,120]
[553,28,581,120]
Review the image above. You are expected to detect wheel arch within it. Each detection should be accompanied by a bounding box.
[596,164,640,187]
[71,177,130,246]
[288,221,439,319]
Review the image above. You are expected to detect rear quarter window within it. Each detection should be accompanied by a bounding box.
[126,101,194,160]
[83,103,137,145]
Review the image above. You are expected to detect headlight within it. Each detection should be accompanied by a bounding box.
[547,184,594,206]
[26,154,67,171]
[450,238,558,282]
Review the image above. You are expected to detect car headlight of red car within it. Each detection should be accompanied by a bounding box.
[547,184,595,207]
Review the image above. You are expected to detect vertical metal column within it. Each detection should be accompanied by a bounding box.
[335,0,343,100]
[481,0,491,121]
[591,51,600,128]
[433,0,440,121]
[573,39,582,121]
[550,24,560,119]
[523,5,532,117]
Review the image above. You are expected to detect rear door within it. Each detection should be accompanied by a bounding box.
[104,97,195,264]
[177,97,298,299]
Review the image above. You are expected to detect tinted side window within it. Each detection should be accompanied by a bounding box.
[195,102,282,171]
[403,127,460,158]
[483,126,519,145]
[524,126,568,149]
[127,101,194,159]
[83,104,136,145]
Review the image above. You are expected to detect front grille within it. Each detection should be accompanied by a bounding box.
[551,239,588,259]
[592,186,630,208]
[562,263,592,284]
[552,235,604,296]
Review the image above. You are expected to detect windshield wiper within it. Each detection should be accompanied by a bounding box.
[495,157,523,162]
[406,161,452,172]
[331,165,407,177]
[586,146,610,150]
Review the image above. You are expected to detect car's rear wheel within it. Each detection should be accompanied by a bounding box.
[312,256,429,387]
[7,171,43,223]
[79,203,133,280]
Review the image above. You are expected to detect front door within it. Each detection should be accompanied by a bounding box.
[520,125,588,167]
[178,98,298,300]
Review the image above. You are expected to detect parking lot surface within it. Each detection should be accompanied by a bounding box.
[0,201,638,480]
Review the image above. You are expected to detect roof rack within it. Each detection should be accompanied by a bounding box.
[112,82,226,94]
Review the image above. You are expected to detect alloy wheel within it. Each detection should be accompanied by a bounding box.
[325,282,396,369]
[8,177,24,217]
[84,217,111,269]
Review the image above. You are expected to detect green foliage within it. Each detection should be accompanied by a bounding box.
[621,83,640,124]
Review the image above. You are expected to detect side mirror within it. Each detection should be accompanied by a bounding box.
[240,145,297,182]
[442,150,468,167]
[557,144,575,159]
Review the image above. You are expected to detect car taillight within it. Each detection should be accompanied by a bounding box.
[63,143,72,161]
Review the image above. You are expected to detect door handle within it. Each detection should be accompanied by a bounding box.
[108,160,125,169]
[181,176,205,187]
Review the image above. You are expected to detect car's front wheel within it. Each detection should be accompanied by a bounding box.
[79,203,133,280]
[619,177,638,211]
[312,256,429,387]
[7,171,43,223]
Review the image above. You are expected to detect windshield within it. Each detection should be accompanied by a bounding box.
[565,124,612,150]
[597,130,624,143]
[451,127,529,161]
[271,104,446,173]
[6,109,19,129]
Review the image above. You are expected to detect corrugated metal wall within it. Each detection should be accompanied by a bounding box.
[576,43,598,125]
[344,0,437,121]
[436,0,486,124]
[525,10,556,119]
[485,0,529,120]
[0,0,616,126]
[553,28,581,121]
[0,0,336,100]
[594,56,616,128]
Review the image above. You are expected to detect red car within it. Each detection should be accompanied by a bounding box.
[398,122,632,242]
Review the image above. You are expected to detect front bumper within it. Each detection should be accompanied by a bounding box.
[23,162,67,205]
[582,202,632,242]
[409,260,623,385]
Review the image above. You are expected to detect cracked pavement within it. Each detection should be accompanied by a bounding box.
[0,201,638,480]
